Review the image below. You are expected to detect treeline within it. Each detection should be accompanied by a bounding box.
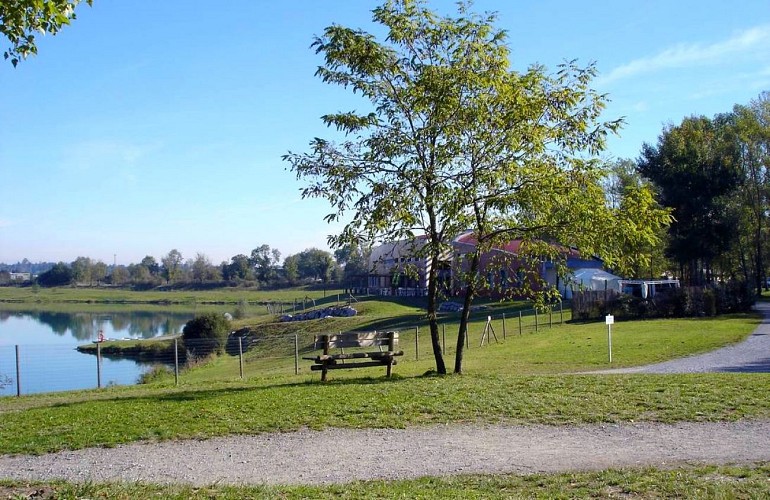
[631,91,770,294]
[4,244,370,289]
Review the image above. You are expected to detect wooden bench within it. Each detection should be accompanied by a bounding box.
[303,331,403,381]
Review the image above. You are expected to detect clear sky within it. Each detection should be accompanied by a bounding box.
[1,0,769,266]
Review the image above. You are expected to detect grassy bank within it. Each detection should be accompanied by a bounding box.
[1,372,769,455]
[0,285,347,306]
[2,463,769,498]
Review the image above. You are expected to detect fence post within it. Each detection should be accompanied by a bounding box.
[549,310,553,328]
[560,301,563,324]
[174,338,179,386]
[518,311,522,335]
[96,342,102,389]
[442,324,446,353]
[238,337,244,380]
[15,345,21,397]
[502,313,507,340]
[415,326,419,360]
[294,334,299,375]
[466,326,470,349]
[535,309,539,333]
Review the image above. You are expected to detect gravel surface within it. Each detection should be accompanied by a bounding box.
[1,421,770,486]
[2,304,769,486]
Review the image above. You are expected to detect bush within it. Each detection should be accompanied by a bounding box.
[138,365,173,384]
[182,313,232,357]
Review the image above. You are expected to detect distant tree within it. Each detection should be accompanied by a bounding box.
[161,249,183,284]
[282,254,299,285]
[110,265,129,285]
[140,256,161,276]
[250,244,281,283]
[223,254,252,281]
[37,262,72,287]
[1,0,92,66]
[91,260,107,284]
[70,256,93,285]
[295,248,336,283]
[731,93,770,294]
[182,312,231,357]
[191,253,218,282]
[335,243,371,286]
[638,115,741,284]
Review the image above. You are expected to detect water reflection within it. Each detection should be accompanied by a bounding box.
[0,310,192,342]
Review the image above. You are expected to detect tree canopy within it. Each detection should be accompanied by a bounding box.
[285,0,669,374]
[1,0,92,66]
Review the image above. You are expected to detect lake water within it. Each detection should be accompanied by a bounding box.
[0,308,198,397]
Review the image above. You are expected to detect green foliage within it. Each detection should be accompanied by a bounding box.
[0,0,92,66]
[137,365,173,385]
[284,0,669,374]
[182,312,232,357]
[638,115,742,284]
[35,262,72,287]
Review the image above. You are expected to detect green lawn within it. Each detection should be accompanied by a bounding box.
[1,287,768,496]
[3,464,770,498]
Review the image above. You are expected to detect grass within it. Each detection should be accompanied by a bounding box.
[2,463,769,498]
[0,285,347,306]
[1,372,769,455]
[1,287,769,495]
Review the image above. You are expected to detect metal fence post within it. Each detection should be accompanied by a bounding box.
[238,337,244,379]
[174,338,179,386]
[535,309,539,333]
[15,345,21,397]
[415,326,419,360]
[549,310,553,328]
[96,342,102,389]
[560,301,564,324]
[294,334,299,375]
[502,313,506,339]
[442,324,446,353]
[518,311,522,335]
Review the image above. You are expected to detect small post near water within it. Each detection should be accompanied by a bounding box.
[606,314,614,363]
[174,338,179,386]
[15,345,21,397]
[238,337,244,379]
[96,342,102,389]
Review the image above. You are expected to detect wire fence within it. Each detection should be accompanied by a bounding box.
[1,303,568,397]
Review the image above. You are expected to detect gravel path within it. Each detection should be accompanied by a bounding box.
[1,421,770,486]
[591,301,770,374]
[2,304,769,486]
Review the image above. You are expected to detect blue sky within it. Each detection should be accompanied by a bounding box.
[1,0,769,266]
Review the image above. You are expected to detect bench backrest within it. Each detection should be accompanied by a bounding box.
[313,331,399,350]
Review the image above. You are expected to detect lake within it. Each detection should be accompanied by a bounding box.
[0,308,201,397]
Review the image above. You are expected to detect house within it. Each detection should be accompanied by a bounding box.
[365,232,604,298]
[9,272,32,282]
[365,236,450,296]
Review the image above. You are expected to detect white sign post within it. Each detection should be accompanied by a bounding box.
[605,314,614,363]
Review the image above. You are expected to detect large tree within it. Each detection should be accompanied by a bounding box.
[638,116,741,285]
[286,0,666,374]
[1,0,92,66]
[732,93,770,294]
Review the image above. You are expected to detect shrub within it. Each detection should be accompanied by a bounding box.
[182,312,232,357]
[137,365,172,384]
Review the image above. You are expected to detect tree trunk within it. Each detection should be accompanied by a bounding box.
[427,250,447,374]
[454,252,480,374]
